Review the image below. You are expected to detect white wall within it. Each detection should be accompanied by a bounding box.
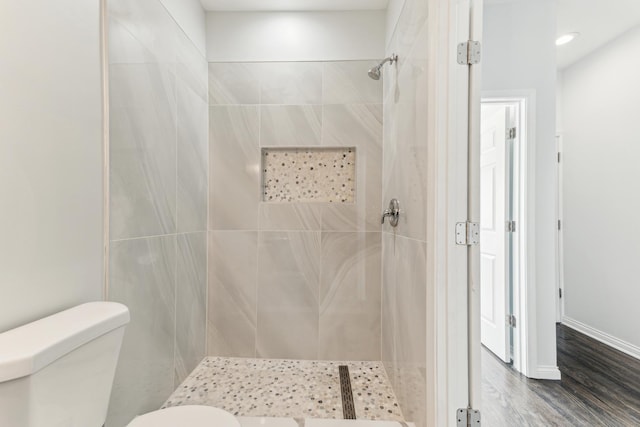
[483,0,559,378]
[0,1,104,332]
[206,11,386,62]
[159,0,206,55]
[561,26,640,355]
[556,72,564,134]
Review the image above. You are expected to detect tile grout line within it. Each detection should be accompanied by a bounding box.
[255,73,262,359]
[173,40,179,387]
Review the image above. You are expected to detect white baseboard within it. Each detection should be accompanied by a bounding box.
[562,316,640,361]
[534,365,561,380]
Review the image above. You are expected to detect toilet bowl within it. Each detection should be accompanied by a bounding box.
[128,405,240,427]
[0,302,239,427]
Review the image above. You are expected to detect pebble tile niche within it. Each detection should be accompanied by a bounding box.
[262,148,356,203]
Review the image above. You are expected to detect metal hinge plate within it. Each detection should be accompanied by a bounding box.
[506,220,516,233]
[456,222,480,246]
[457,408,481,426]
[457,41,482,65]
[507,314,517,328]
[507,127,517,139]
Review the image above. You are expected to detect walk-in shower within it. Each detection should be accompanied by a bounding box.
[368,54,398,80]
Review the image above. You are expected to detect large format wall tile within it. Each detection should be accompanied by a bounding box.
[381,232,397,387]
[385,21,429,242]
[108,16,148,65]
[260,62,323,105]
[323,104,383,232]
[177,30,207,104]
[390,100,428,241]
[381,6,430,424]
[319,232,381,360]
[177,82,208,233]
[389,0,428,69]
[110,64,177,240]
[108,0,177,67]
[209,106,260,230]
[321,199,380,232]
[395,236,428,349]
[258,203,322,231]
[394,235,427,425]
[208,231,258,357]
[323,104,383,147]
[380,233,427,425]
[208,63,262,105]
[176,31,208,233]
[108,2,209,424]
[108,236,176,426]
[260,105,322,147]
[256,231,321,359]
[207,61,384,363]
[382,97,399,216]
[323,61,383,105]
[175,232,207,385]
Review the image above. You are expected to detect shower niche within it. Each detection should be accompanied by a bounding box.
[262,147,356,203]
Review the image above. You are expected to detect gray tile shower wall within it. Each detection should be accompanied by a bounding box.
[207,60,383,361]
[106,0,208,425]
[382,1,430,427]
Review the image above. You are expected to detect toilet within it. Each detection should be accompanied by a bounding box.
[0,302,240,427]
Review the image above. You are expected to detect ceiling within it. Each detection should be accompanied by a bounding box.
[557,0,640,69]
[200,0,640,68]
[200,0,389,12]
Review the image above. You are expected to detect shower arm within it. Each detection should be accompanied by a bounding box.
[377,54,398,70]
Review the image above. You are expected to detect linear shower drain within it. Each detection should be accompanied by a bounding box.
[338,365,356,419]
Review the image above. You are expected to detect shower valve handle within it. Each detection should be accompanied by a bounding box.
[381,199,400,227]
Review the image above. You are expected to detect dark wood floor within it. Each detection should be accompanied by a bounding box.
[482,324,640,426]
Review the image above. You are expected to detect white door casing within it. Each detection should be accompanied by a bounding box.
[480,104,509,362]
[556,134,564,322]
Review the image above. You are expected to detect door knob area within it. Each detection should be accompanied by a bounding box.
[381,199,400,227]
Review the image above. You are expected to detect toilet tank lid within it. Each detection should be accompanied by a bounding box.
[0,302,130,383]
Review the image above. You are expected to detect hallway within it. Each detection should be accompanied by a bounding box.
[482,324,640,426]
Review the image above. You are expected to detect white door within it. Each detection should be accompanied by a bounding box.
[480,104,509,362]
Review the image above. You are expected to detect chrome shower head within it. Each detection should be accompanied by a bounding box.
[367,54,398,80]
[368,66,382,80]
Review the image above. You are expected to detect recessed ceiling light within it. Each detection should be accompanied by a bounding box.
[556,32,580,46]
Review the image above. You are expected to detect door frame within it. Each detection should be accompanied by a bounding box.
[556,133,565,322]
[430,0,497,423]
[480,91,537,378]
[429,0,476,424]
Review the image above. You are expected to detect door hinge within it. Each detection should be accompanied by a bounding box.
[506,220,517,233]
[507,127,517,140]
[507,314,517,328]
[558,152,561,163]
[456,222,480,246]
[559,288,563,299]
[558,220,562,231]
[457,407,481,426]
[457,41,482,65]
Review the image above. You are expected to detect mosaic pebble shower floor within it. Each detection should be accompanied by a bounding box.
[163,357,405,422]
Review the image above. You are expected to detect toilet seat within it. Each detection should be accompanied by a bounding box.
[127,405,241,427]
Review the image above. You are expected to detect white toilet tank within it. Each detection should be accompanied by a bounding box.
[0,302,130,427]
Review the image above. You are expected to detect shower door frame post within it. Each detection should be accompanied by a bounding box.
[467,0,484,414]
